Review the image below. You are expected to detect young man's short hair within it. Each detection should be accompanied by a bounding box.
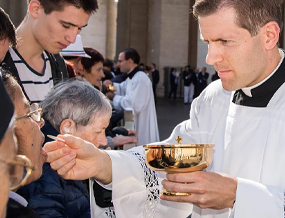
[0,7,16,47]
[27,0,98,15]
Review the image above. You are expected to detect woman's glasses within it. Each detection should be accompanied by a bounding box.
[15,103,42,122]
[0,155,35,190]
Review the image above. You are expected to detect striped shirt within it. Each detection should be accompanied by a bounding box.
[9,47,53,103]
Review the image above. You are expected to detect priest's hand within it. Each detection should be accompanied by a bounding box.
[103,79,113,87]
[106,91,115,100]
[160,171,237,210]
[42,134,112,184]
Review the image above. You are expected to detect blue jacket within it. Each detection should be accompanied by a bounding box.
[17,121,90,218]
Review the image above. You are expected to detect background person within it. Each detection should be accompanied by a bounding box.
[103,48,159,146]
[182,65,195,104]
[168,67,180,100]
[150,63,159,102]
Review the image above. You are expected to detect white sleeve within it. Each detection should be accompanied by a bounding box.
[112,76,151,115]
[232,178,284,218]
[99,148,192,218]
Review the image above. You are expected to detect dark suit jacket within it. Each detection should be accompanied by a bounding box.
[152,69,160,84]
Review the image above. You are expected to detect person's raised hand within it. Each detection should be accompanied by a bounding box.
[160,171,237,210]
[43,134,112,184]
[112,135,137,147]
[103,80,113,87]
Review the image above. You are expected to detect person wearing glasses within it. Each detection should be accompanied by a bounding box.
[17,79,113,218]
[2,71,45,218]
[0,71,16,218]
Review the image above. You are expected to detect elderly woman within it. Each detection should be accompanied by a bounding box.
[17,79,112,218]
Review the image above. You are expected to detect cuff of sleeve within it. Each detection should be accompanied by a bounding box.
[106,136,115,150]
[234,177,283,218]
[91,177,113,190]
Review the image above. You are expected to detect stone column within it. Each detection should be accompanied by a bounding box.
[105,0,117,60]
[80,0,108,57]
[116,0,149,63]
[0,0,27,27]
[188,0,198,69]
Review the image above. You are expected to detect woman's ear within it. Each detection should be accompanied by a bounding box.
[59,119,76,135]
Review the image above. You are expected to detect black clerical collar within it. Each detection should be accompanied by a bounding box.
[127,66,140,79]
[232,50,285,107]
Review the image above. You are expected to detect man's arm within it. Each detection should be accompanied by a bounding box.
[112,73,151,113]
[43,134,112,184]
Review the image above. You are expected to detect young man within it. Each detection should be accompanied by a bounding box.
[104,48,159,145]
[42,0,285,217]
[3,0,98,103]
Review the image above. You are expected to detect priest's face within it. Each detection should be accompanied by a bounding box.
[118,52,131,73]
[199,7,273,91]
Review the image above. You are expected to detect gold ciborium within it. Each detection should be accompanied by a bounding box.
[104,84,117,92]
[143,136,214,196]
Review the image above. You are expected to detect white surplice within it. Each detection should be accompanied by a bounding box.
[112,70,160,145]
[92,78,285,218]
[162,79,284,218]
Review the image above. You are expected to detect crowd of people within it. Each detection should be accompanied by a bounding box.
[1,0,285,218]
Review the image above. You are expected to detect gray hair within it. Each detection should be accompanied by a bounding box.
[41,79,112,131]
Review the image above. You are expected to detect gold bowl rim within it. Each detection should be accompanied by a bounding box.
[143,144,215,149]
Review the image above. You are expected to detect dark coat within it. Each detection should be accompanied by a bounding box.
[6,198,41,218]
[152,69,160,84]
[17,121,90,218]
[182,69,195,86]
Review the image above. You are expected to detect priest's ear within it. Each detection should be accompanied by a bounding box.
[59,119,76,135]
[261,21,280,50]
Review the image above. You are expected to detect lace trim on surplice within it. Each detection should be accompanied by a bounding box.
[128,150,160,218]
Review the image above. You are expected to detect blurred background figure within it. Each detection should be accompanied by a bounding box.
[168,67,180,100]
[195,66,209,96]
[182,65,195,104]
[211,71,219,82]
[150,63,159,103]
[104,48,159,145]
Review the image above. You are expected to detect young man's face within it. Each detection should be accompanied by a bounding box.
[199,7,270,91]
[31,4,90,54]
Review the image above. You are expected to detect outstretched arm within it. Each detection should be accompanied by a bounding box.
[42,134,112,184]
